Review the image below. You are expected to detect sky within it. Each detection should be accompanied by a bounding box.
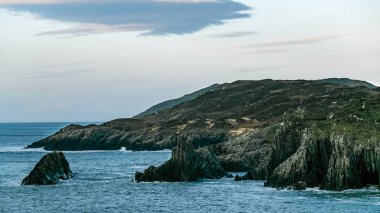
[0,0,379,122]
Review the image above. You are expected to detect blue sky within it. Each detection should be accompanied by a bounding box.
[0,0,379,122]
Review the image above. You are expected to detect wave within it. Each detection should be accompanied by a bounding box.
[119,147,132,152]
[0,146,47,153]
[134,149,172,153]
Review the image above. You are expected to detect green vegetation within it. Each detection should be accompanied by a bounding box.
[134,84,220,118]
[319,78,377,89]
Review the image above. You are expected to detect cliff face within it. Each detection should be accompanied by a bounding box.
[266,126,380,190]
[212,126,276,176]
[263,96,380,190]
[22,152,73,185]
[135,136,226,182]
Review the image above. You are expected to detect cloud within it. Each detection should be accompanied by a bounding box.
[245,48,290,54]
[249,33,362,48]
[2,0,251,35]
[35,23,146,36]
[206,30,258,38]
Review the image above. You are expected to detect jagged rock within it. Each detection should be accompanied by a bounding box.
[213,126,275,176]
[135,136,226,182]
[226,173,234,178]
[22,152,73,185]
[264,97,380,191]
[234,175,242,181]
[265,124,380,191]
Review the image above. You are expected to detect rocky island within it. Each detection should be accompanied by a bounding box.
[25,78,380,190]
[22,151,73,185]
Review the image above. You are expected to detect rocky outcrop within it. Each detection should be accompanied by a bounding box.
[22,152,73,185]
[231,95,380,191]
[135,136,226,182]
[26,124,227,152]
[265,126,331,189]
[264,102,380,191]
[265,126,380,190]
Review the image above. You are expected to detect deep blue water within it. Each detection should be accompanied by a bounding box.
[1,123,380,212]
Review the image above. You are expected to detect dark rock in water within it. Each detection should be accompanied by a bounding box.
[22,151,73,185]
[294,181,307,190]
[234,175,242,181]
[135,136,226,182]
[226,173,234,178]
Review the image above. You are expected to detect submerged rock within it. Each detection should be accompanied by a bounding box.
[294,181,307,190]
[226,173,234,178]
[234,175,242,181]
[22,151,73,185]
[135,136,226,182]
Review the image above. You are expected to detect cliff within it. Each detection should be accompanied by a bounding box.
[263,96,380,190]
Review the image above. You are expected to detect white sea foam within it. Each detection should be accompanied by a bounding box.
[0,146,47,153]
[119,147,132,152]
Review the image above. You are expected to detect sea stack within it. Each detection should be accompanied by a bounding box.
[135,135,226,182]
[22,151,74,185]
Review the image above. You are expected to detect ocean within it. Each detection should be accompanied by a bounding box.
[0,123,379,212]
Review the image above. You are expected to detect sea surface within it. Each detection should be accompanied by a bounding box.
[0,123,380,212]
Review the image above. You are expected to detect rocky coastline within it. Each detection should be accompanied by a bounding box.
[24,79,380,190]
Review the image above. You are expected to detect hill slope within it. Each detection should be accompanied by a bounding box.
[319,78,376,89]
[134,84,220,118]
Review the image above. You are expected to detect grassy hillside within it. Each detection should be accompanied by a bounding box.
[134,84,220,118]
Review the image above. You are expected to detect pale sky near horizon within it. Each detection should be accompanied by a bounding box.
[0,0,379,122]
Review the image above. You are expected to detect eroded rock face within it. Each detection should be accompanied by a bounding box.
[264,125,380,191]
[212,126,275,177]
[22,152,73,185]
[135,136,226,182]
[263,107,380,191]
